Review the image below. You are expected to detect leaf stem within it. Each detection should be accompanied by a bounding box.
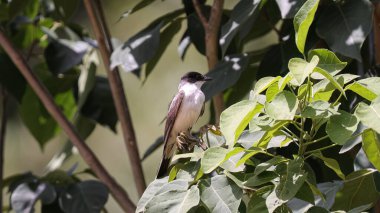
[303,135,329,146]
[304,144,338,155]
[83,0,146,196]
[0,29,136,213]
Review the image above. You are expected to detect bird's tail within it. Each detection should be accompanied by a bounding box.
[156,157,171,178]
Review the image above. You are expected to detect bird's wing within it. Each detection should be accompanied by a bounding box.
[164,91,185,143]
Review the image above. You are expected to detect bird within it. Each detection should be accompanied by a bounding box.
[156,71,211,178]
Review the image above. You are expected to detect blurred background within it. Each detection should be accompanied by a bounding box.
[2,0,276,211]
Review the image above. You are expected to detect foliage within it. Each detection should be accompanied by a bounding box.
[0,0,380,212]
[136,0,380,212]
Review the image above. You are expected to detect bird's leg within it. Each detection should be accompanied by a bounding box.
[198,125,221,150]
[176,131,200,152]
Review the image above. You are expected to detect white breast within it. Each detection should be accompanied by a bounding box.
[172,84,205,133]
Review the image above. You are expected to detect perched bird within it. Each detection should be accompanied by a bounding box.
[156,71,211,178]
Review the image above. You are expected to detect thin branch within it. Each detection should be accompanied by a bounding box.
[83,0,146,196]
[192,0,208,29]
[0,88,7,209]
[197,0,225,125]
[0,29,136,213]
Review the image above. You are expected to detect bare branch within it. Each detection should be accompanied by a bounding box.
[205,0,225,125]
[83,0,146,196]
[0,29,136,213]
[192,0,209,29]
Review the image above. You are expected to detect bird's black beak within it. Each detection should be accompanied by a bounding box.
[203,75,212,81]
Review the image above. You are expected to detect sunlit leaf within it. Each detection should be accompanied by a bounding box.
[288,56,319,86]
[312,152,345,180]
[355,97,380,134]
[265,91,299,120]
[361,129,380,172]
[346,77,380,101]
[308,49,347,79]
[326,110,359,145]
[201,147,229,174]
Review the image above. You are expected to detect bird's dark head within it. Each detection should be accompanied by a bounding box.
[181,71,212,83]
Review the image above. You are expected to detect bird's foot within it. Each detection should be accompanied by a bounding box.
[176,132,204,152]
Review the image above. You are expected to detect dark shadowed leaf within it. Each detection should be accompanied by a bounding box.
[141,136,164,161]
[110,23,162,72]
[52,0,80,21]
[118,0,157,20]
[200,175,243,213]
[145,18,183,80]
[202,54,250,101]
[0,54,26,102]
[45,39,90,74]
[187,12,206,55]
[80,77,118,132]
[316,0,373,61]
[219,0,261,56]
[59,181,108,213]
[276,0,306,19]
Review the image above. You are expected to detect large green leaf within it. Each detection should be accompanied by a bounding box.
[288,56,319,86]
[316,0,373,61]
[308,49,347,79]
[293,0,319,54]
[346,77,380,101]
[326,110,359,145]
[220,100,260,147]
[301,100,338,119]
[201,147,229,174]
[355,98,380,134]
[332,169,379,211]
[200,175,243,213]
[145,185,200,213]
[252,76,281,95]
[313,67,345,97]
[265,91,299,120]
[361,129,380,171]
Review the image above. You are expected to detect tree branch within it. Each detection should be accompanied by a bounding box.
[83,0,146,196]
[374,2,380,64]
[0,30,136,213]
[206,0,225,125]
[0,88,7,209]
[192,0,208,29]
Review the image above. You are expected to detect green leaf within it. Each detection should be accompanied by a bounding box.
[332,169,379,211]
[265,82,280,102]
[326,110,359,145]
[177,161,203,181]
[355,98,380,134]
[236,148,265,167]
[220,100,259,147]
[201,147,229,174]
[316,0,373,61]
[313,67,346,97]
[288,56,319,86]
[244,171,278,187]
[247,192,270,213]
[346,77,380,101]
[312,152,345,179]
[253,76,281,95]
[200,175,243,213]
[221,147,246,172]
[265,91,299,120]
[266,158,307,212]
[308,49,347,79]
[293,0,319,54]
[256,121,289,148]
[302,100,338,119]
[118,0,157,19]
[137,178,172,212]
[145,185,200,213]
[361,129,380,171]
[59,181,108,213]
[254,157,288,176]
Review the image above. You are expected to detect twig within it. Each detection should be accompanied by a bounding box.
[83,0,146,196]
[0,88,7,209]
[192,0,208,29]
[0,29,136,213]
[304,144,338,155]
[192,0,225,125]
